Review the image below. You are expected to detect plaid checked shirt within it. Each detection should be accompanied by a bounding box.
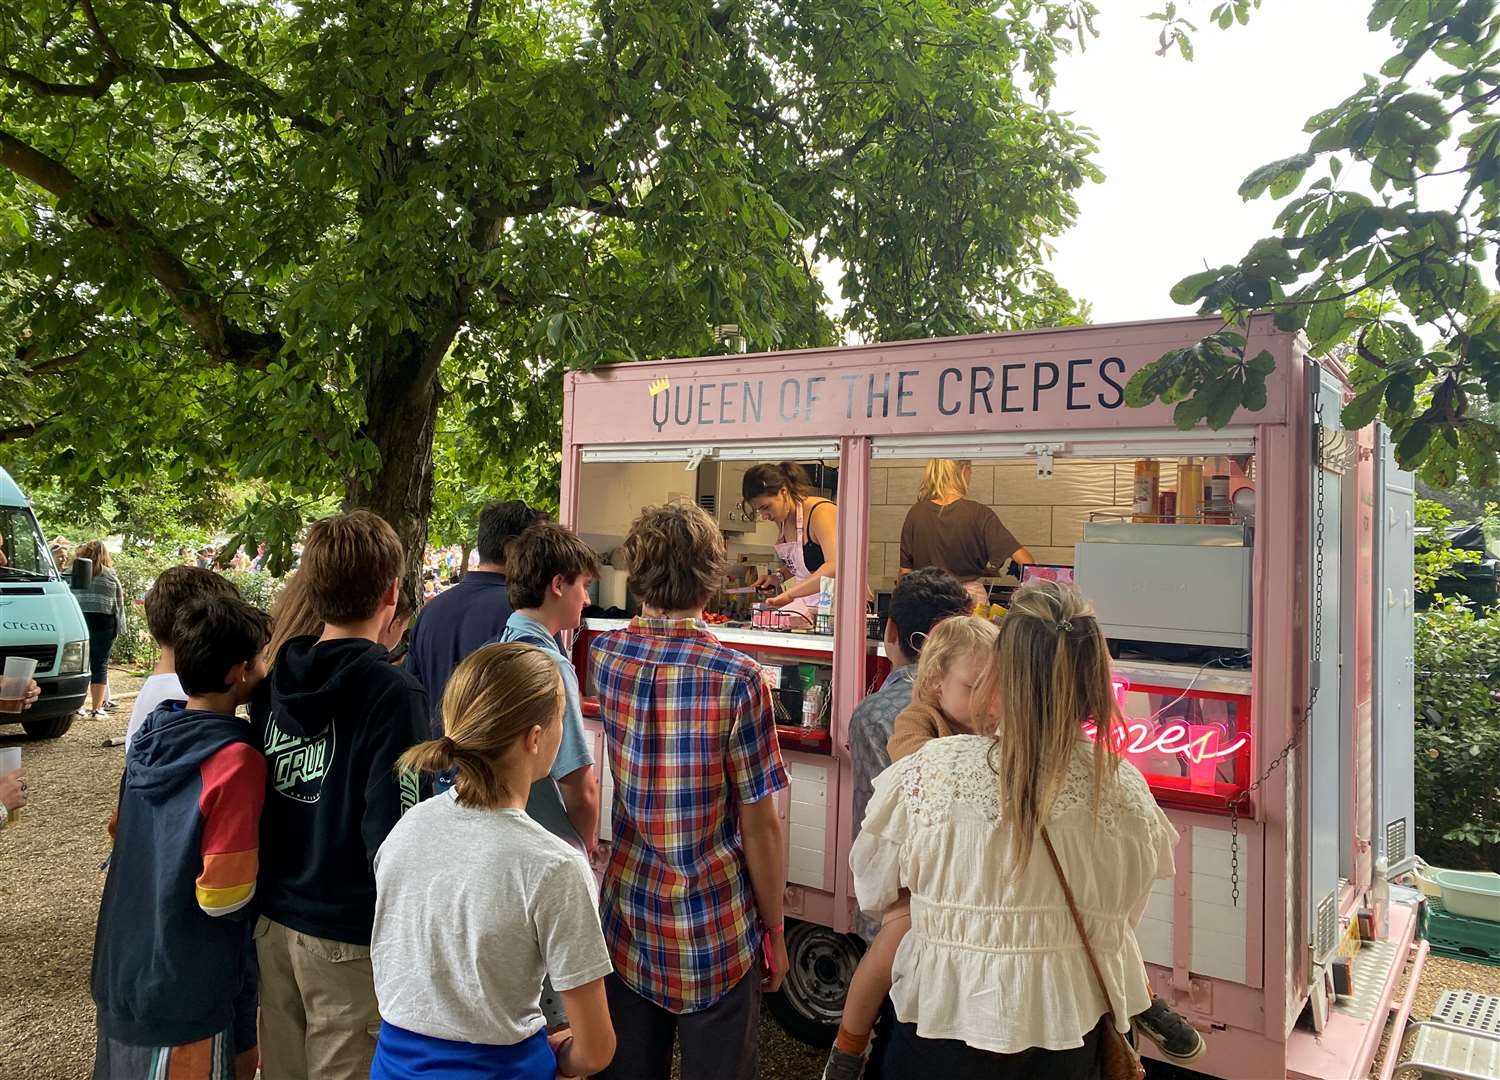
[590,617,789,1014]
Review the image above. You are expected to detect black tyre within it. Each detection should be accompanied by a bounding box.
[765,919,865,1047]
[22,713,74,739]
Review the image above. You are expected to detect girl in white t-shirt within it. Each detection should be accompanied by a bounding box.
[370,642,616,1080]
[849,580,1180,1078]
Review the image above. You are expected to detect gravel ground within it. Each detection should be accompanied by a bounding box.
[5,676,1490,1080]
[0,670,142,1080]
[0,671,825,1080]
[1370,953,1500,1078]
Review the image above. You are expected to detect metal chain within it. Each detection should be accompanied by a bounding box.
[1229,399,1328,907]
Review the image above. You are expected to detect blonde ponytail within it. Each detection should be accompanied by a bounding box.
[397,642,563,808]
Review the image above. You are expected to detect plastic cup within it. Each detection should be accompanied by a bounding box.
[0,746,21,824]
[0,657,37,714]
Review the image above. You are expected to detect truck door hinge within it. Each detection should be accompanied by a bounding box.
[1025,442,1066,480]
[685,448,709,472]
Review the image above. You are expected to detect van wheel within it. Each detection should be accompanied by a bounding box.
[22,714,73,739]
[766,920,864,1047]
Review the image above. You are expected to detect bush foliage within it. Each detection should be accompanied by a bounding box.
[1413,500,1500,871]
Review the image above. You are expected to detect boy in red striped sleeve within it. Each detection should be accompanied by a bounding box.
[91,595,271,1080]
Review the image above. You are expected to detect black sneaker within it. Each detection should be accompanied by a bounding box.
[822,1045,868,1080]
[1135,997,1206,1064]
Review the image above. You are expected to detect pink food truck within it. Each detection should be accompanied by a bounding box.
[560,314,1421,1080]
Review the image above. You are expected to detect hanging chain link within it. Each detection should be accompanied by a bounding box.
[1229,399,1329,907]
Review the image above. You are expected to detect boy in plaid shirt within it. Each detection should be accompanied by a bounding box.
[590,502,789,1080]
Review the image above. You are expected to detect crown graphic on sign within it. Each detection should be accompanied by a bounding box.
[648,376,670,397]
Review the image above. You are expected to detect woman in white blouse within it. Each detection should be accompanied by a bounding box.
[850,580,1178,1077]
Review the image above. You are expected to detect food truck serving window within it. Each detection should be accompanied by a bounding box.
[862,433,1259,813]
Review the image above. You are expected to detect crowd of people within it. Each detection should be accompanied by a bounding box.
[7,493,1214,1080]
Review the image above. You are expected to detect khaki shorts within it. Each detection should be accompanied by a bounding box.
[253,916,381,1080]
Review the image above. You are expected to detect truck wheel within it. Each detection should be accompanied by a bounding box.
[766,920,864,1047]
[21,713,74,739]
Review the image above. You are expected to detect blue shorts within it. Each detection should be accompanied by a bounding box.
[371,1023,554,1080]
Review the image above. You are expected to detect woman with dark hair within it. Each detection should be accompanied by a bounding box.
[71,539,125,717]
[741,462,838,622]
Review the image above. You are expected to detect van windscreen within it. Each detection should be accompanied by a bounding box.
[0,506,53,580]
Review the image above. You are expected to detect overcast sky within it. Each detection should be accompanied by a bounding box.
[1047,0,1396,324]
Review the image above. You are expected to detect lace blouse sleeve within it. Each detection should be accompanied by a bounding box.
[849,757,914,918]
[1111,760,1181,925]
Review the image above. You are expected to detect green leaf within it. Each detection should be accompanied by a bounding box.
[1170,269,1223,306]
[1343,382,1388,429]
[1397,420,1435,467]
[1173,396,1209,430]
[1205,378,1244,429]
[1247,349,1277,375]
[1239,153,1317,200]
[1306,294,1346,346]
[1242,377,1268,411]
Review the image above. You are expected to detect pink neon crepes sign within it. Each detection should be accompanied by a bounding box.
[1080,679,1251,766]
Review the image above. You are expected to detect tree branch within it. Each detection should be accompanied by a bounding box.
[1,61,127,98]
[0,414,61,444]
[472,167,635,220]
[416,0,486,104]
[25,349,89,376]
[157,0,331,133]
[0,129,282,368]
[80,0,126,67]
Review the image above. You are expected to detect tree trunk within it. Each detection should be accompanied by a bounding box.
[343,344,438,608]
[459,542,471,582]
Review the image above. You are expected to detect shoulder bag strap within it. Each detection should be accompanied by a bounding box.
[1041,826,1123,1029]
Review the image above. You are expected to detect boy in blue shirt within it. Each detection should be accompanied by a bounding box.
[498,521,600,855]
[497,521,602,1031]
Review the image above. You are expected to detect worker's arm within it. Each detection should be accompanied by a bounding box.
[739,792,788,991]
[771,499,838,604]
[556,764,599,856]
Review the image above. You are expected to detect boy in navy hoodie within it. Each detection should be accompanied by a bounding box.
[91,595,271,1080]
[251,510,429,1080]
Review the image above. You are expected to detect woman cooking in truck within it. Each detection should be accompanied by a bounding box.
[743,462,838,623]
[901,459,1033,609]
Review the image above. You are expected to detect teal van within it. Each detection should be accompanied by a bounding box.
[0,466,90,738]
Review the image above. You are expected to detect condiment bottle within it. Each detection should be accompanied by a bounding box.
[1132,459,1161,523]
[1176,458,1203,524]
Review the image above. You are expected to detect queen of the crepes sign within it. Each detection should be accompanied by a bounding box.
[645,356,1131,434]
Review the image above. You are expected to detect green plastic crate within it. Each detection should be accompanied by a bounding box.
[1423,898,1500,968]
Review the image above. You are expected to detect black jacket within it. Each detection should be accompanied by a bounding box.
[252,636,428,945]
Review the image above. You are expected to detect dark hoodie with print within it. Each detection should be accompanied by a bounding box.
[92,704,265,1046]
[252,636,429,946]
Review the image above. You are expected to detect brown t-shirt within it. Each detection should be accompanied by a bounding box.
[900,498,1021,581]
